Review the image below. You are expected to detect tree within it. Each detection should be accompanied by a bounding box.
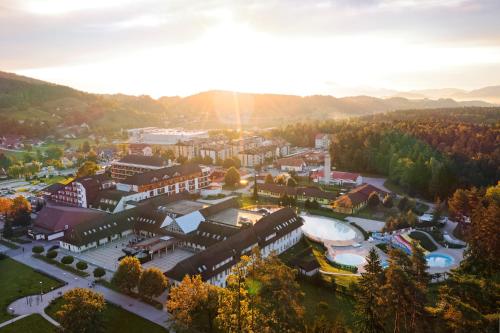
[408,242,429,332]
[287,177,298,187]
[217,256,255,333]
[46,250,57,259]
[248,253,305,332]
[56,288,105,333]
[224,167,240,187]
[82,141,91,154]
[61,255,74,265]
[2,221,13,238]
[167,275,221,333]
[138,267,168,301]
[32,245,44,254]
[46,146,64,160]
[252,174,258,200]
[10,196,31,226]
[367,192,379,209]
[112,256,142,293]
[77,161,99,178]
[76,261,88,271]
[0,197,12,218]
[397,196,409,212]
[448,188,470,224]
[264,174,274,184]
[431,197,443,223]
[382,194,393,208]
[461,193,500,276]
[353,248,385,333]
[93,267,106,280]
[275,174,287,185]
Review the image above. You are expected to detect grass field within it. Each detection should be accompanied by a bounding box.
[45,297,168,333]
[0,257,64,323]
[300,279,355,329]
[0,314,55,333]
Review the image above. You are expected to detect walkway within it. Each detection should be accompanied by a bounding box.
[3,242,170,330]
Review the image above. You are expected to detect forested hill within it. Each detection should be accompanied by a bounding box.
[273,107,500,199]
[0,70,495,136]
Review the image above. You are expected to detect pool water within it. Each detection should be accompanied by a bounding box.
[301,215,357,241]
[333,253,366,266]
[426,253,455,268]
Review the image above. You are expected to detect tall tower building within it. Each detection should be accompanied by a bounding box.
[323,152,331,184]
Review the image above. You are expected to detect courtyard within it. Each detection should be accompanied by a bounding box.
[64,235,193,272]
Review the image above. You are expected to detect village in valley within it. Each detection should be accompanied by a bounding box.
[0,123,475,332]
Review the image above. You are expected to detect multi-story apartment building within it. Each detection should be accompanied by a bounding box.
[48,173,115,208]
[110,154,166,180]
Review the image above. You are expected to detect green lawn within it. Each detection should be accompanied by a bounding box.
[299,279,355,329]
[45,297,168,333]
[0,314,55,333]
[0,257,64,323]
[409,231,438,252]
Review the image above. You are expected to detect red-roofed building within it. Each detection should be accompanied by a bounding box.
[310,170,363,187]
[332,184,388,214]
[275,157,307,172]
[30,204,108,240]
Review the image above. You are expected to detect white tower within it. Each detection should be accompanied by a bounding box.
[323,152,331,184]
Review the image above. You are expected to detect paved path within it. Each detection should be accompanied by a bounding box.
[0,315,30,329]
[346,216,385,232]
[3,242,170,330]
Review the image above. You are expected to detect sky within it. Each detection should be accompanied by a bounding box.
[1,0,500,97]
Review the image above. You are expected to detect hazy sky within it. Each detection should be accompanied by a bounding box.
[1,0,500,97]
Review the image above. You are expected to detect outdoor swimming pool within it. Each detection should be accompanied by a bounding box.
[301,215,357,242]
[426,253,455,268]
[333,253,366,266]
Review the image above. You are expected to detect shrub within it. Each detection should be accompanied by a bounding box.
[46,250,58,259]
[76,261,88,271]
[329,260,358,273]
[93,267,106,279]
[32,245,44,254]
[61,255,74,265]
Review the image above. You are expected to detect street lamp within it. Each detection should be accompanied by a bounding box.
[39,281,43,301]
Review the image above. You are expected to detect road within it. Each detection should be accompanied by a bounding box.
[2,241,171,330]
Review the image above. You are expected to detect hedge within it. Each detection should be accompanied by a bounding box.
[61,256,74,265]
[76,261,88,271]
[93,267,106,279]
[46,250,58,259]
[32,245,44,254]
[350,222,370,240]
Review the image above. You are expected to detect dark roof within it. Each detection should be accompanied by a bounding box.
[165,207,302,282]
[186,221,240,248]
[35,205,108,233]
[75,173,114,205]
[116,154,165,167]
[120,163,201,186]
[90,190,130,212]
[41,183,64,195]
[63,209,135,247]
[296,187,336,200]
[132,207,169,236]
[334,184,388,207]
[257,183,297,196]
[199,198,240,218]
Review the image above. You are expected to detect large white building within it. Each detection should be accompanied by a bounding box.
[166,207,303,287]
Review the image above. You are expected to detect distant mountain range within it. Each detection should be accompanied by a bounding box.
[0,70,498,132]
[390,86,500,104]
